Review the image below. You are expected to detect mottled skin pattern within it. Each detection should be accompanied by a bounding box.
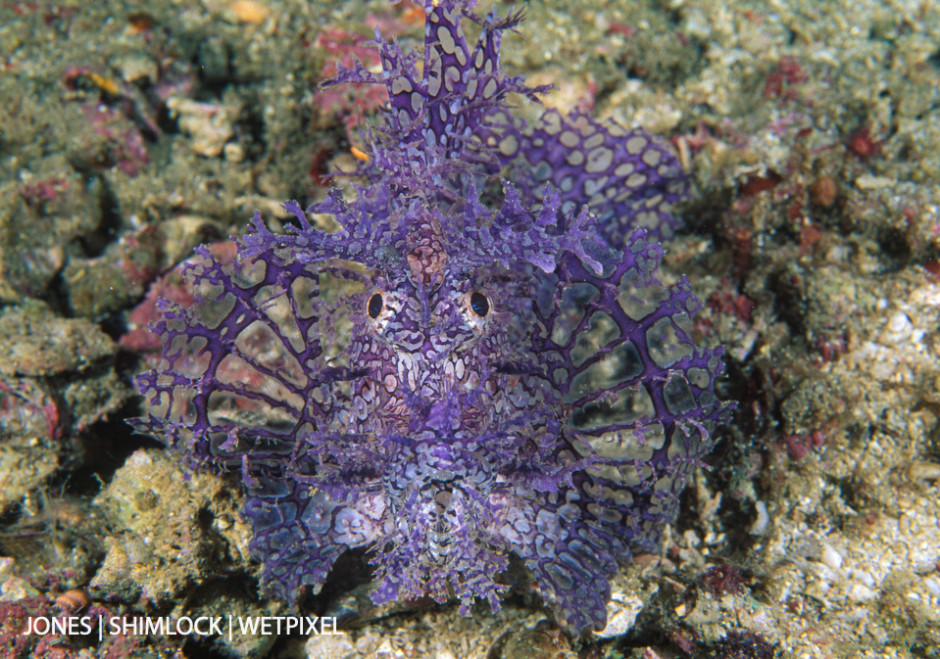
[133,0,733,634]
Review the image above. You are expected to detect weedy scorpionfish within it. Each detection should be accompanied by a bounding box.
[134,0,733,634]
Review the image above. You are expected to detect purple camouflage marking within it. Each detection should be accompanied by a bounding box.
[133,0,733,634]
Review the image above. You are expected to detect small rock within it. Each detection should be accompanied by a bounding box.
[488,620,576,659]
[63,369,129,433]
[117,53,158,84]
[820,543,843,570]
[596,589,648,639]
[227,0,271,25]
[809,176,838,207]
[854,174,894,189]
[0,303,115,376]
[62,225,163,318]
[0,576,42,602]
[91,449,252,606]
[305,634,357,659]
[749,500,770,536]
[887,311,911,334]
[0,376,61,513]
[224,142,246,162]
[167,97,239,157]
[848,583,877,602]
[159,215,224,265]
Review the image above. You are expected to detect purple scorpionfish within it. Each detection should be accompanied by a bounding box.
[134,0,733,634]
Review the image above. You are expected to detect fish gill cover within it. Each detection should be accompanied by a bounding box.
[132,0,733,635]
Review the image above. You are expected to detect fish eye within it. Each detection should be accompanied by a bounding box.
[368,292,384,319]
[470,291,489,317]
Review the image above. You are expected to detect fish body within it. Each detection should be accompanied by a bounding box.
[134,0,732,633]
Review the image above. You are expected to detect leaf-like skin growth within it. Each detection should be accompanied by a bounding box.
[133,0,733,635]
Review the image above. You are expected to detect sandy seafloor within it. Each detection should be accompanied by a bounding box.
[0,0,939,657]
